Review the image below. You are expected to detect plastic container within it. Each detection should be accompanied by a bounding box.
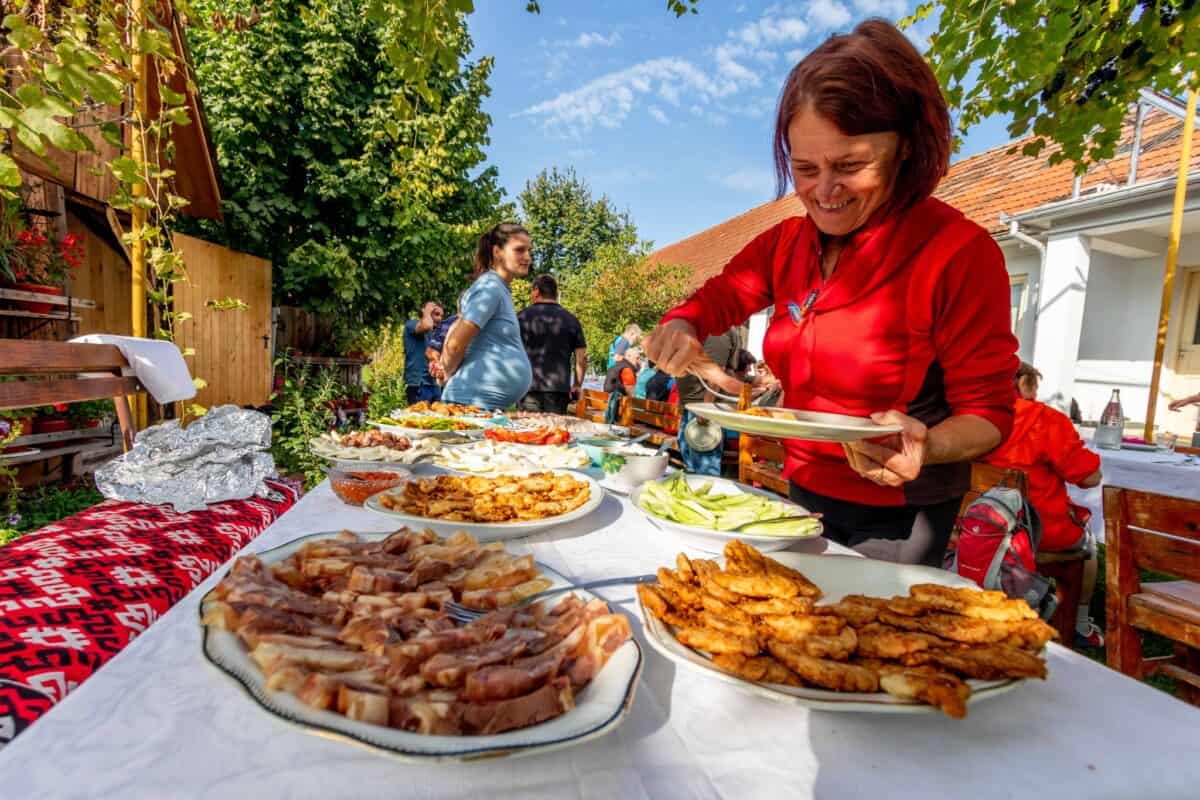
[327,465,410,506]
[576,436,626,466]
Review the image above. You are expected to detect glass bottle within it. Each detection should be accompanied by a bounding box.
[1095,389,1124,450]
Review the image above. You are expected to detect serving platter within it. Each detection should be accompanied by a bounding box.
[200,530,642,763]
[630,475,823,553]
[636,552,1025,714]
[369,420,486,441]
[686,403,902,442]
[362,469,604,541]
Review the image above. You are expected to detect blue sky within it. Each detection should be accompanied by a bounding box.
[467,1,1013,249]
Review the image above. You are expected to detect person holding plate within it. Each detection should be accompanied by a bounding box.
[644,20,1018,565]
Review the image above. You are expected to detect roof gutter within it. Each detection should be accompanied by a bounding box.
[1013,172,1200,229]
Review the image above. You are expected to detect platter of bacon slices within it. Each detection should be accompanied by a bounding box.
[200,528,640,761]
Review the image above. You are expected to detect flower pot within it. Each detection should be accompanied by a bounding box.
[12,282,63,314]
[34,418,72,434]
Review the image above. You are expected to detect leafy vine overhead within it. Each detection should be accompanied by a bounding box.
[525,0,700,15]
[905,0,1199,169]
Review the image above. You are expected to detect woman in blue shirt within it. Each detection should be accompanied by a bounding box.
[440,223,534,410]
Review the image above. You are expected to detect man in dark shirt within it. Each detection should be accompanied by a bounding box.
[403,301,443,404]
[516,275,586,414]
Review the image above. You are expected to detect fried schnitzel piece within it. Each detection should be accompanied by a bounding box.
[906,645,1048,680]
[657,568,704,609]
[893,586,1038,622]
[692,559,744,604]
[637,584,694,628]
[878,666,971,719]
[700,592,754,624]
[738,596,815,616]
[855,623,957,659]
[675,553,698,584]
[878,610,1056,647]
[699,609,760,645]
[724,541,822,599]
[766,642,879,692]
[712,653,802,687]
[677,625,760,656]
[711,569,803,599]
[815,596,883,627]
[801,626,858,660]
[758,613,845,643]
[910,583,1012,608]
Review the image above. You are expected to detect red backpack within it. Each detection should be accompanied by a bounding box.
[945,486,1058,620]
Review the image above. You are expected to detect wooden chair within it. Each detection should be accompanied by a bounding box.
[574,389,617,425]
[0,339,141,452]
[956,462,1086,643]
[627,396,680,449]
[737,433,788,496]
[1104,486,1200,704]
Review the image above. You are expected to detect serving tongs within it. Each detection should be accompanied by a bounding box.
[687,356,768,411]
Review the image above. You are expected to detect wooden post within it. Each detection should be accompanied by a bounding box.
[129,0,149,430]
[1144,83,1198,442]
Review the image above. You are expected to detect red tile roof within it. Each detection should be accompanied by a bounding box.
[651,101,1200,287]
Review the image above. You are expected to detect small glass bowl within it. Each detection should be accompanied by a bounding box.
[326,465,410,506]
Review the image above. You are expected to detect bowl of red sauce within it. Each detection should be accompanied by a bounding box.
[326,465,411,506]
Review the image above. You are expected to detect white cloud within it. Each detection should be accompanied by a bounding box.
[575,31,621,48]
[717,167,775,193]
[785,48,808,63]
[520,57,740,133]
[852,0,910,18]
[808,0,853,29]
[648,105,670,125]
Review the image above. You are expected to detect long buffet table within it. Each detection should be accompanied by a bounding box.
[2,481,1197,799]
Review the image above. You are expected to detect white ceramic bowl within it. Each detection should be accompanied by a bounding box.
[598,445,669,493]
[630,474,822,553]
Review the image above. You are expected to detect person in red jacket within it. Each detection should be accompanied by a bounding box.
[985,362,1104,646]
[645,20,1018,566]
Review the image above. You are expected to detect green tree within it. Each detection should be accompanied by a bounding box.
[558,243,692,374]
[518,166,638,276]
[907,0,1199,169]
[181,0,507,343]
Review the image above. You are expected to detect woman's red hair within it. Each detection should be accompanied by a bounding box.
[773,19,951,210]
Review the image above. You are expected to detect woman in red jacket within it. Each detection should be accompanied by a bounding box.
[646,20,1018,565]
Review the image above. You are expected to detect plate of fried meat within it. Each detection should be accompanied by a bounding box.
[636,541,1055,718]
[200,529,640,761]
[363,470,603,541]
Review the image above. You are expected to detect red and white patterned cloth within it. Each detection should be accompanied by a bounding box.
[0,480,298,746]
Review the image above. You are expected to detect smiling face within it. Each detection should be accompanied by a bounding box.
[786,105,904,238]
[492,233,532,282]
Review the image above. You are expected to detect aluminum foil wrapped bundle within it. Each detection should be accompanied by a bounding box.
[95,405,280,513]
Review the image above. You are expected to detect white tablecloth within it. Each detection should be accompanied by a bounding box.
[1068,444,1200,534]
[1,482,1197,799]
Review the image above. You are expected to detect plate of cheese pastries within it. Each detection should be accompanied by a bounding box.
[200,529,640,761]
[636,541,1054,718]
[363,470,603,541]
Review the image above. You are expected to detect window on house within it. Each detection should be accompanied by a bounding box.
[1009,276,1028,335]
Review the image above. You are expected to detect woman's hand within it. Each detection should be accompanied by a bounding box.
[643,319,703,376]
[842,410,927,487]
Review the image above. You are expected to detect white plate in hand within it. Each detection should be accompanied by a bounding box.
[630,475,822,554]
[200,531,641,762]
[686,403,902,442]
[637,552,1026,714]
[362,469,604,541]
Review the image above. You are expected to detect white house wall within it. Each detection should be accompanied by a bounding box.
[1000,243,1041,362]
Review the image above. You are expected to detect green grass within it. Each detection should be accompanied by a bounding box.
[1076,544,1179,698]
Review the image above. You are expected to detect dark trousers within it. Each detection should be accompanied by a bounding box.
[788,483,962,568]
[405,386,420,405]
[519,391,569,414]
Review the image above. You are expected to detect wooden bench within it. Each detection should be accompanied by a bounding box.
[1104,486,1200,705]
[738,433,787,495]
[0,339,140,453]
[574,389,681,449]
